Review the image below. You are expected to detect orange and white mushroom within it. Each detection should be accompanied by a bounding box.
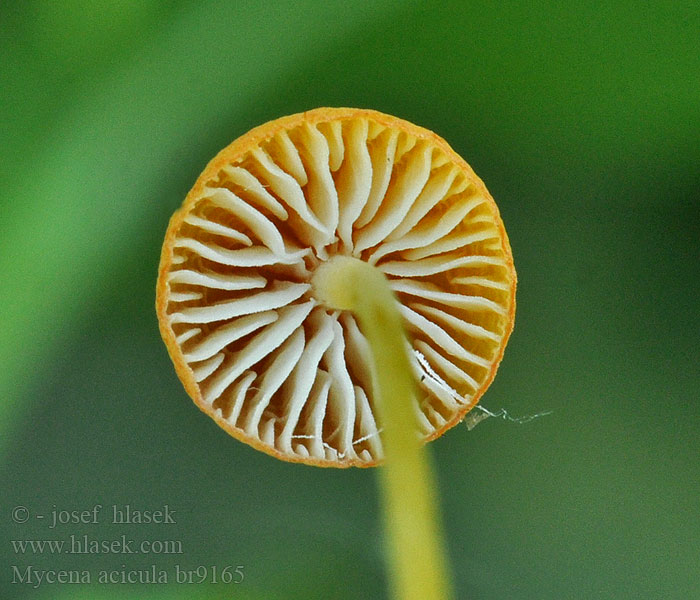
[156,107,516,467]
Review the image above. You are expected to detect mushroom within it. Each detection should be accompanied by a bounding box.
[156,107,516,467]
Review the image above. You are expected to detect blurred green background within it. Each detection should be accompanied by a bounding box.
[1,1,698,599]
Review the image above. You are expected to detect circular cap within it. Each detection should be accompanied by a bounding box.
[156,107,516,467]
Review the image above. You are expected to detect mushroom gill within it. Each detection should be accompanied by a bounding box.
[156,107,516,467]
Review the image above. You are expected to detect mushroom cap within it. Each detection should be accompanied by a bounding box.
[156,107,516,467]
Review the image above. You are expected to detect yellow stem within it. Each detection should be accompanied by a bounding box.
[312,256,454,600]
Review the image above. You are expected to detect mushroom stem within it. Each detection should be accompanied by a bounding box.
[311,256,454,600]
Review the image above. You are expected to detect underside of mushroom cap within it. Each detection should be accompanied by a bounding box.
[156,107,516,467]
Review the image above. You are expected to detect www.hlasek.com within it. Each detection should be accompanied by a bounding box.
[12,535,183,555]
